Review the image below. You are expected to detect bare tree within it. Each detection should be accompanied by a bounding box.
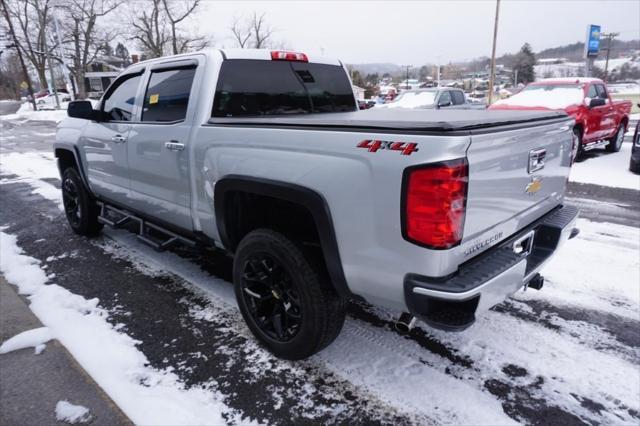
[130,0,167,58]
[161,0,206,55]
[3,0,54,89]
[230,16,251,48]
[130,0,207,58]
[251,12,272,49]
[59,0,122,99]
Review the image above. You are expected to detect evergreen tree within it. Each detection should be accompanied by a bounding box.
[115,43,130,62]
[513,43,536,84]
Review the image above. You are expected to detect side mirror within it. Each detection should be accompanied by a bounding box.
[588,98,606,108]
[67,100,95,120]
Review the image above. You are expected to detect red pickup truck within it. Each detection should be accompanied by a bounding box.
[489,78,632,159]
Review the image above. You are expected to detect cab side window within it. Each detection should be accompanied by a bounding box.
[586,84,597,99]
[595,84,609,101]
[102,74,142,121]
[451,90,466,105]
[438,91,452,107]
[142,67,196,122]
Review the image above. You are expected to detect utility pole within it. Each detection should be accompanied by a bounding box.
[487,0,500,105]
[402,65,411,89]
[601,32,619,82]
[0,0,37,110]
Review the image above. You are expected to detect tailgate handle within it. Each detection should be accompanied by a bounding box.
[528,149,546,174]
[513,230,535,257]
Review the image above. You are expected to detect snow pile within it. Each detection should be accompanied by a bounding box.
[0,231,236,425]
[570,143,640,190]
[55,401,92,424]
[0,152,62,210]
[0,327,52,355]
[0,102,68,123]
[493,86,584,109]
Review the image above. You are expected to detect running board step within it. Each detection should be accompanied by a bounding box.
[97,202,196,252]
[582,139,610,151]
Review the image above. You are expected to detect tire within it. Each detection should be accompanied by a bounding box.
[630,156,640,174]
[233,229,347,360]
[573,127,584,162]
[606,124,625,152]
[61,167,102,236]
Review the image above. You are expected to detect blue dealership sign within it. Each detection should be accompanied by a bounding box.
[585,24,601,58]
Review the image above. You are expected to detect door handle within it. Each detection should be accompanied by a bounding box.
[165,141,185,151]
[111,134,127,143]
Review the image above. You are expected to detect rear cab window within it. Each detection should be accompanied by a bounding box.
[212,59,357,117]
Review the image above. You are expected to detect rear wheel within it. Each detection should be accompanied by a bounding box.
[233,229,346,360]
[61,167,102,236]
[606,124,625,152]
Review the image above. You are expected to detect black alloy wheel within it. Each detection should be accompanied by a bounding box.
[240,253,302,342]
[61,167,102,236]
[233,229,346,360]
[62,175,82,227]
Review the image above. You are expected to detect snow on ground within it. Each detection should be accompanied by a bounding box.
[570,143,640,190]
[0,231,246,425]
[0,327,52,355]
[537,218,640,319]
[0,102,68,123]
[55,401,92,424]
[0,152,63,210]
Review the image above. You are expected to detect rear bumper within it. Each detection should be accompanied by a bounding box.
[403,205,579,331]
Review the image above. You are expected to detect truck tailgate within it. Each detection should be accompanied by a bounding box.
[461,118,574,255]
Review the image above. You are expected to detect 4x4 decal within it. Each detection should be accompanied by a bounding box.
[357,140,419,156]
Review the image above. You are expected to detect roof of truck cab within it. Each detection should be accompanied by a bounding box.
[210,108,570,134]
[129,49,342,69]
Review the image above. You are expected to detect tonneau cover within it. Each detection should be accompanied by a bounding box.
[209,108,570,133]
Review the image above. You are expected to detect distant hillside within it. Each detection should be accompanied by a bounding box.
[349,39,640,79]
[536,39,640,61]
[347,63,403,76]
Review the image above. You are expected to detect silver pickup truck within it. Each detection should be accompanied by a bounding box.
[55,49,579,360]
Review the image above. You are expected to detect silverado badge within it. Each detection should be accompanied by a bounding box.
[525,177,543,195]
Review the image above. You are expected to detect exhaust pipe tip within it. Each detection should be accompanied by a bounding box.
[395,312,417,334]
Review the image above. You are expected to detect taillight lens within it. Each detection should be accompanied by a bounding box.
[403,159,468,249]
[270,51,308,62]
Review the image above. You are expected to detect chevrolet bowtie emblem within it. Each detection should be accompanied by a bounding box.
[525,177,542,195]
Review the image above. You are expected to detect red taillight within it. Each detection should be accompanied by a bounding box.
[403,159,468,249]
[270,51,308,62]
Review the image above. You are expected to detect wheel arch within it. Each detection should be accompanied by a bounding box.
[54,146,94,197]
[214,175,353,298]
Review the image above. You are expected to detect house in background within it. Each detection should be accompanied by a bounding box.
[83,55,129,98]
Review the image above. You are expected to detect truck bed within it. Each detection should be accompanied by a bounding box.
[209,108,569,133]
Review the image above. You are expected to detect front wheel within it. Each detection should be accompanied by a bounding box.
[233,229,346,360]
[572,127,584,162]
[61,167,102,236]
[606,124,625,152]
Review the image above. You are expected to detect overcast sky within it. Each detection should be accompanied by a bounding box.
[195,0,640,64]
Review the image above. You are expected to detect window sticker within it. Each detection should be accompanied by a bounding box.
[149,94,159,104]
